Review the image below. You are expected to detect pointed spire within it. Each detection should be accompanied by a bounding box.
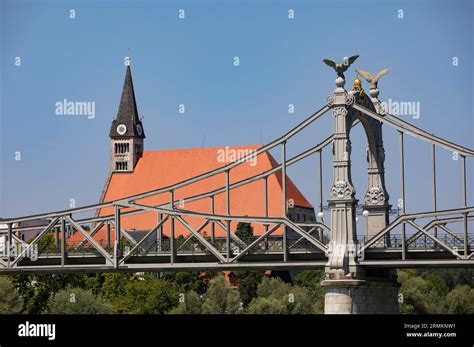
[109,65,145,138]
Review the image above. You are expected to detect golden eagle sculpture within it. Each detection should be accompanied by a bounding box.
[355,68,389,88]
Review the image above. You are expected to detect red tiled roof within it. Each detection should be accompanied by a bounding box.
[69,146,312,244]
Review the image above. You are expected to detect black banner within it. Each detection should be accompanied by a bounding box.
[0,314,472,346]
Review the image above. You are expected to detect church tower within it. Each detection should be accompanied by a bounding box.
[109,65,145,173]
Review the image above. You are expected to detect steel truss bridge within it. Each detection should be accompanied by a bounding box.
[1,69,473,275]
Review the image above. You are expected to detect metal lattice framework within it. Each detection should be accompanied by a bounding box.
[0,70,473,274]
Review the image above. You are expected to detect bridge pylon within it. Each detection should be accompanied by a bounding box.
[321,69,399,314]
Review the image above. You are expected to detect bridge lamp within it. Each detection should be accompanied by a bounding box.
[355,216,359,223]
[317,211,324,219]
[362,210,369,217]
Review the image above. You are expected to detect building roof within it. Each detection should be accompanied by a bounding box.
[69,146,313,244]
[109,65,145,139]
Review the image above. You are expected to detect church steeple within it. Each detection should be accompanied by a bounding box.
[109,65,145,139]
[109,65,145,173]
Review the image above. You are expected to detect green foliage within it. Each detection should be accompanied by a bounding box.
[294,270,325,313]
[444,285,474,314]
[47,288,112,314]
[37,234,56,253]
[0,276,24,313]
[201,275,242,314]
[113,275,179,314]
[100,273,133,310]
[256,277,289,298]
[235,222,253,244]
[83,273,106,295]
[247,297,287,314]
[162,271,216,295]
[287,285,314,314]
[235,271,264,307]
[247,277,315,314]
[9,273,89,314]
[169,291,203,314]
[398,270,448,314]
[295,270,324,293]
[418,269,474,291]
[5,264,472,315]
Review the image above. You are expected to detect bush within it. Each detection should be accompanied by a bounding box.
[47,288,112,314]
[398,270,448,314]
[114,276,179,314]
[169,291,203,314]
[247,277,315,314]
[201,275,242,314]
[444,285,474,314]
[0,276,23,313]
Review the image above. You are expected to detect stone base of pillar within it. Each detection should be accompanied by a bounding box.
[321,278,399,314]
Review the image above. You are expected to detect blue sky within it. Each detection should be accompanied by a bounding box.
[0,0,472,224]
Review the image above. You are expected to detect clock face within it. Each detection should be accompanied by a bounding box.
[117,124,127,135]
[136,124,143,136]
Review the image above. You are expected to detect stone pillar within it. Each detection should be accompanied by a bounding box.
[361,83,391,242]
[325,75,359,278]
[322,277,400,314]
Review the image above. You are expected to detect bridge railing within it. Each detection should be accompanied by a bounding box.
[358,207,473,260]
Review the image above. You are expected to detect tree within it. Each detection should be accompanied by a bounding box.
[83,273,106,296]
[398,270,448,314]
[247,297,287,314]
[444,285,474,314]
[256,277,289,298]
[47,288,112,314]
[9,273,88,314]
[38,234,56,254]
[101,273,134,309]
[235,222,253,245]
[162,271,216,295]
[0,276,23,313]
[235,271,264,307]
[418,269,474,291]
[287,285,314,314]
[169,291,203,314]
[114,276,179,314]
[201,275,242,314]
[294,270,325,313]
[247,277,315,314]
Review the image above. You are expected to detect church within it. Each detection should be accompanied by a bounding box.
[69,65,316,246]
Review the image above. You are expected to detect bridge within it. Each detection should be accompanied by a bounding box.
[1,58,472,313]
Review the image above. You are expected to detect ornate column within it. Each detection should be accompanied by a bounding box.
[325,75,359,278]
[362,83,391,242]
